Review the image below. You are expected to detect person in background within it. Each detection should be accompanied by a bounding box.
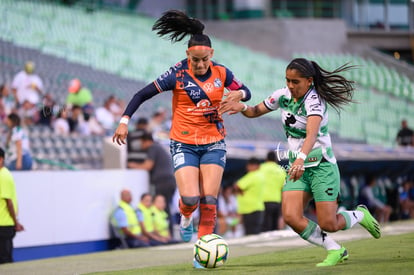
[66,78,93,112]
[217,184,240,238]
[0,147,25,264]
[260,150,286,231]
[95,96,116,136]
[399,180,414,219]
[11,61,44,106]
[127,117,149,164]
[52,108,70,136]
[37,93,56,127]
[360,175,392,224]
[152,194,177,243]
[127,131,176,219]
[234,157,265,235]
[396,119,414,147]
[136,193,168,245]
[148,108,170,141]
[4,113,32,171]
[0,84,18,120]
[110,189,150,248]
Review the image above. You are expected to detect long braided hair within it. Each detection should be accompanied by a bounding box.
[152,10,211,48]
[287,58,355,112]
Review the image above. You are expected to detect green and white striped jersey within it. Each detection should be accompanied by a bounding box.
[264,87,336,167]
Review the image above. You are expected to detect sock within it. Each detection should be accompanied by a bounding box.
[198,196,217,238]
[339,210,364,230]
[179,197,198,218]
[300,220,341,250]
[198,204,217,238]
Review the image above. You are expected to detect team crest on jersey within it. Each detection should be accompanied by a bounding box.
[268,96,276,104]
[203,82,214,92]
[174,61,182,68]
[214,78,222,88]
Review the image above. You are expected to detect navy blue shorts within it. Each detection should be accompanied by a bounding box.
[170,139,227,171]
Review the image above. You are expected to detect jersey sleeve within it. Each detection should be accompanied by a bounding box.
[224,67,251,101]
[153,63,180,92]
[263,88,285,110]
[305,92,325,117]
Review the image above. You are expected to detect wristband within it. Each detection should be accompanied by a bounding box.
[240,89,246,100]
[119,116,129,125]
[297,151,307,160]
[241,103,248,112]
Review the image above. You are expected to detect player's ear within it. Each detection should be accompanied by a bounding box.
[186,50,190,58]
[210,49,214,58]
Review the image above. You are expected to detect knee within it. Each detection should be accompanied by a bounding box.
[181,196,199,206]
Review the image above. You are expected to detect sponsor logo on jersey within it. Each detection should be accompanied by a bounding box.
[203,82,214,92]
[185,81,198,89]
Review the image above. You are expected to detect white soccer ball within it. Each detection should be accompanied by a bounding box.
[193,233,229,268]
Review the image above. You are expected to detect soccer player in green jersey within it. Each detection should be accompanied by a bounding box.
[220,58,381,267]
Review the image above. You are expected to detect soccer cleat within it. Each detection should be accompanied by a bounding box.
[316,246,349,267]
[356,204,381,239]
[193,258,206,269]
[179,215,193,242]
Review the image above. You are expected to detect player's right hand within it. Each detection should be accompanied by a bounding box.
[112,124,128,145]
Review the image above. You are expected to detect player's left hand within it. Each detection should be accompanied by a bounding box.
[288,159,305,181]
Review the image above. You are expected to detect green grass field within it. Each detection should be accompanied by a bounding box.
[88,233,414,275]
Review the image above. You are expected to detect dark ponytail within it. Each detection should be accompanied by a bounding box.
[287,58,355,112]
[152,10,212,48]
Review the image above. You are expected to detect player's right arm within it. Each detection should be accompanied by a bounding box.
[113,65,178,145]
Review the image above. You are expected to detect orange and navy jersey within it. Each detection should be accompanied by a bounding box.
[154,59,244,145]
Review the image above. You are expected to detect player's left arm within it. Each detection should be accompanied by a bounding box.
[223,68,251,102]
[288,115,321,181]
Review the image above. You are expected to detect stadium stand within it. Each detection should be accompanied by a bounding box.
[1,0,414,171]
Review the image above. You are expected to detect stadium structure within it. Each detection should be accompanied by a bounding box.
[0,0,413,262]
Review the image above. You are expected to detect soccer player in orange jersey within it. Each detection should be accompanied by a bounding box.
[113,10,251,250]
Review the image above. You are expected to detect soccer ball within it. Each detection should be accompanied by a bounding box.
[193,233,229,268]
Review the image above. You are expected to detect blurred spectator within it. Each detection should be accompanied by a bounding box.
[260,150,286,232]
[11,61,44,106]
[148,108,170,141]
[3,113,32,171]
[107,95,125,122]
[52,108,70,136]
[17,100,39,127]
[396,119,414,147]
[37,93,55,127]
[110,189,150,248]
[152,194,177,243]
[217,185,241,238]
[66,78,93,112]
[127,131,176,217]
[127,117,149,164]
[360,175,392,223]
[234,157,265,235]
[95,96,116,136]
[0,84,18,120]
[136,193,168,245]
[399,181,414,219]
[67,105,83,134]
[0,147,25,264]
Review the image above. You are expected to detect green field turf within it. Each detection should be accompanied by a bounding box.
[88,233,414,275]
